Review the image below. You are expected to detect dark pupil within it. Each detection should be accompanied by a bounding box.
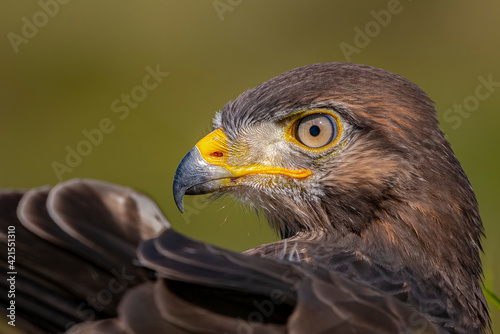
[309,125,320,137]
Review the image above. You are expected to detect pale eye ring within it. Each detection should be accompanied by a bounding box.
[295,114,338,148]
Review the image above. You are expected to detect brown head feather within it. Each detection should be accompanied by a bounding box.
[217,63,488,332]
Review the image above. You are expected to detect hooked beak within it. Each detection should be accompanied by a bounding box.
[173,145,232,213]
[173,129,311,212]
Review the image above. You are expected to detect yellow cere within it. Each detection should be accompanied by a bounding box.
[195,129,312,179]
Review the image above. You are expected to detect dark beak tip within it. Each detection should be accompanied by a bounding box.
[174,195,184,213]
[173,176,186,213]
[173,147,201,214]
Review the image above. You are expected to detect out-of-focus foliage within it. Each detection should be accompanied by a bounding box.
[0,1,498,332]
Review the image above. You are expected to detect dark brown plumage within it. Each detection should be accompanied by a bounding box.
[0,63,490,333]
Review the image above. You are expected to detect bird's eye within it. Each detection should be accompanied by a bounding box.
[295,113,338,148]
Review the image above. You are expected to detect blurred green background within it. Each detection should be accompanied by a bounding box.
[1,1,499,332]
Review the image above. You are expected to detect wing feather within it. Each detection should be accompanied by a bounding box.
[1,180,443,333]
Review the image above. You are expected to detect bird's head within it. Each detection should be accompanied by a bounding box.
[173,63,483,280]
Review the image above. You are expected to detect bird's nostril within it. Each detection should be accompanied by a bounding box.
[210,151,224,158]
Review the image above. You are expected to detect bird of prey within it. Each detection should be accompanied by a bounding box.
[0,63,490,333]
